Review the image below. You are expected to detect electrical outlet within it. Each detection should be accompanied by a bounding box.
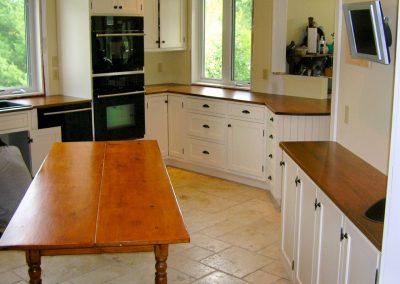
[157,62,163,73]
[344,105,350,124]
[262,69,268,80]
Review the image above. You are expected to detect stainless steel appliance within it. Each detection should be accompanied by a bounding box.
[91,16,145,141]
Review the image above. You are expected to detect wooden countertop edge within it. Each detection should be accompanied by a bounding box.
[279,141,386,250]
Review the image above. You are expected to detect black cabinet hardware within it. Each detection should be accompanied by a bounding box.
[27,137,33,144]
[270,117,274,122]
[228,124,232,127]
[269,154,273,158]
[242,110,250,114]
[314,199,321,210]
[202,104,210,108]
[268,176,272,181]
[340,228,348,241]
[269,134,274,139]
[280,161,285,166]
[295,177,301,186]
[202,150,210,155]
[203,124,210,128]
[114,5,118,9]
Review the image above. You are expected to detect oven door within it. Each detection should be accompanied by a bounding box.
[91,16,144,74]
[93,74,145,141]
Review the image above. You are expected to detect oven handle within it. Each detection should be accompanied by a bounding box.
[92,70,144,78]
[97,90,146,99]
[43,108,92,116]
[96,33,145,37]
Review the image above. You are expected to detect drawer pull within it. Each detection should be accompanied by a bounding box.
[269,134,274,139]
[119,5,122,9]
[203,124,210,129]
[242,110,250,114]
[269,154,273,159]
[113,5,118,9]
[268,176,272,181]
[227,124,232,127]
[202,104,210,108]
[202,150,210,155]
[270,117,274,122]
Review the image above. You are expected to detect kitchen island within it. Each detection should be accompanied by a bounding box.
[0,140,189,284]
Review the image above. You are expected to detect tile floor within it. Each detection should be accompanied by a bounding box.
[0,167,290,284]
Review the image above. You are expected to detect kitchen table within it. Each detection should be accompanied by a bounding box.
[0,140,190,284]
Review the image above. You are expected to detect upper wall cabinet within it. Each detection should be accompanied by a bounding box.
[91,0,143,16]
[144,0,187,51]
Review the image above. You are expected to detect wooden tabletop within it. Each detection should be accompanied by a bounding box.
[11,95,91,108]
[0,141,189,250]
[280,141,386,250]
[146,84,331,116]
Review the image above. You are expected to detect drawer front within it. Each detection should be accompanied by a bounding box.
[186,97,227,115]
[0,111,29,133]
[266,108,277,129]
[187,139,226,168]
[228,103,265,122]
[187,113,226,143]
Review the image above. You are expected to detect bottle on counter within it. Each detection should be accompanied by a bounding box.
[319,36,326,54]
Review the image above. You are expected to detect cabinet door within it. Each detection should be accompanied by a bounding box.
[144,0,160,50]
[295,171,318,284]
[168,95,185,159]
[160,0,186,49]
[118,0,143,16]
[340,219,380,284]
[281,152,299,280]
[145,95,169,157]
[315,190,343,284]
[91,0,118,15]
[30,127,61,176]
[227,119,265,178]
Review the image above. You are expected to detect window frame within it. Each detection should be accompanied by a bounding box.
[193,0,252,88]
[0,0,43,98]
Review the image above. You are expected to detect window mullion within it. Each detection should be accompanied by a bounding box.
[222,0,233,85]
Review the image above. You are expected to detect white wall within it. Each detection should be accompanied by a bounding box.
[335,0,398,174]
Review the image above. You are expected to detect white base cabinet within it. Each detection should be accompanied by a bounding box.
[281,153,380,284]
[168,94,185,159]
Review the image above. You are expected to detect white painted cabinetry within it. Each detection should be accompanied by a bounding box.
[144,0,186,51]
[145,94,169,157]
[168,94,185,159]
[281,153,381,284]
[91,0,143,16]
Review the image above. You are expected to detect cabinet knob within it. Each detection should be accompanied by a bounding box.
[156,40,160,43]
[295,177,301,186]
[340,228,348,241]
[268,176,272,181]
[269,134,274,139]
[203,124,210,129]
[242,110,250,114]
[280,161,285,167]
[162,40,166,43]
[202,104,210,108]
[268,154,273,159]
[119,5,122,9]
[27,137,33,144]
[113,5,118,9]
[270,117,274,122]
[314,199,321,210]
[227,124,232,127]
[202,150,210,155]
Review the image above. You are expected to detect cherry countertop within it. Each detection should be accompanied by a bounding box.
[5,85,331,116]
[280,141,386,250]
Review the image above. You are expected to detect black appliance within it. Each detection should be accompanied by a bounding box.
[91,16,145,141]
[37,102,93,142]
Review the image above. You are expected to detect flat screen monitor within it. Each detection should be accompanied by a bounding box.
[343,0,391,64]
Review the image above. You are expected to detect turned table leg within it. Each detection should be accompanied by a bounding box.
[154,244,169,284]
[26,250,42,284]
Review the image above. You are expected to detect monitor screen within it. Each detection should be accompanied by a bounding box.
[350,9,377,55]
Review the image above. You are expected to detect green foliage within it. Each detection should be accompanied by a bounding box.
[0,0,28,89]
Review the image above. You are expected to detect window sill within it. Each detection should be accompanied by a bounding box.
[192,82,251,91]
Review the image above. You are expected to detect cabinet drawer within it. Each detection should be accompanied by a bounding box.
[266,108,277,128]
[0,111,29,133]
[186,97,227,115]
[187,139,226,168]
[186,113,226,143]
[228,103,265,122]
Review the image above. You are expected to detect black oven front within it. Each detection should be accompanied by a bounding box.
[92,73,145,141]
[91,16,144,74]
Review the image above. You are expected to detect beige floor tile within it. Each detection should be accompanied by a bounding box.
[261,260,290,279]
[199,219,244,238]
[0,270,24,284]
[244,270,281,284]
[190,233,232,253]
[177,246,215,261]
[0,251,26,273]
[201,246,273,278]
[68,263,133,284]
[168,254,215,279]
[258,241,282,260]
[273,278,292,284]
[192,271,248,284]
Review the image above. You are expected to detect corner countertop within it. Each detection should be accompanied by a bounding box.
[280,141,386,250]
[146,84,331,116]
[11,95,91,109]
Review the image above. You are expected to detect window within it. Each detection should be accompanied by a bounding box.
[194,0,253,86]
[0,0,43,97]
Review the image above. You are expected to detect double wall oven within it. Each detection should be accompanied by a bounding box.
[91,16,145,141]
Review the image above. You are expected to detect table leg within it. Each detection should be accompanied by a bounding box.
[26,250,42,284]
[154,244,169,284]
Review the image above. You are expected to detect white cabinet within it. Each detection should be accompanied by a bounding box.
[281,152,299,279]
[340,219,380,284]
[281,153,381,284]
[168,94,185,159]
[30,127,62,176]
[144,0,186,51]
[91,0,143,16]
[145,94,169,157]
[227,119,265,178]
